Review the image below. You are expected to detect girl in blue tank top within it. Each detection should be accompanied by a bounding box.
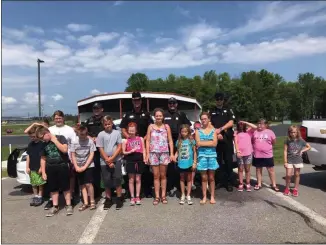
[195,112,219,205]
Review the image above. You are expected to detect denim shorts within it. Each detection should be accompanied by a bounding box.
[197,157,219,171]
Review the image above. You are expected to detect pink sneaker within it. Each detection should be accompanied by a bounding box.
[246,184,252,192]
[135,197,141,205]
[130,198,135,206]
[237,184,244,192]
[283,188,290,196]
[292,189,299,197]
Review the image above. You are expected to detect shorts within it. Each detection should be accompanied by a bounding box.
[101,161,122,189]
[286,163,304,169]
[197,157,219,171]
[237,154,253,165]
[46,163,70,193]
[30,171,46,187]
[177,166,193,173]
[252,157,274,168]
[77,167,94,185]
[149,152,170,166]
[126,161,145,174]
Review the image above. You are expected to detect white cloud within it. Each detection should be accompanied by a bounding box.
[23,92,46,105]
[113,1,123,6]
[66,23,92,32]
[2,96,17,105]
[176,6,190,18]
[90,89,101,95]
[78,32,120,45]
[51,94,64,101]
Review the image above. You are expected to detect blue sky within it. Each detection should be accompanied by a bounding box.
[2,1,326,116]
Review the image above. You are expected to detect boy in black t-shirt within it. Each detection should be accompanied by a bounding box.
[36,126,73,217]
[26,126,46,207]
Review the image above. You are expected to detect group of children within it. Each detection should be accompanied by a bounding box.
[25,110,311,216]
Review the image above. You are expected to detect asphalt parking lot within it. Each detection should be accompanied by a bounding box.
[2,165,326,244]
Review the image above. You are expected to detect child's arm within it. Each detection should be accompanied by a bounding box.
[26,155,31,174]
[197,130,217,147]
[96,132,110,164]
[241,121,257,129]
[110,144,122,163]
[24,122,43,134]
[271,131,276,145]
[141,137,146,162]
[234,133,240,156]
[51,135,68,153]
[283,143,288,167]
[122,140,135,155]
[174,148,178,163]
[145,125,152,163]
[192,143,197,169]
[71,151,80,172]
[82,151,95,170]
[41,156,47,180]
[301,141,311,154]
[166,125,174,160]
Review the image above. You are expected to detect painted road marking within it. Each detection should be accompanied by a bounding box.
[78,200,108,244]
[2,177,8,180]
[234,169,326,227]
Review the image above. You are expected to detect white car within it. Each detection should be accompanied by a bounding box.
[7,147,30,185]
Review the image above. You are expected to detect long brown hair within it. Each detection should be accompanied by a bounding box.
[287,125,301,141]
[177,124,192,151]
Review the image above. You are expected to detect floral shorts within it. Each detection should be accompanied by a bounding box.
[149,152,170,166]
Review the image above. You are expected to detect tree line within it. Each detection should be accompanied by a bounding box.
[125,70,326,122]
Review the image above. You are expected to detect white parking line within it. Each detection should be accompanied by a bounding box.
[234,169,326,227]
[2,177,8,180]
[78,201,108,244]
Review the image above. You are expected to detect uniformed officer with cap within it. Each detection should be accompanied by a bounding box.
[120,91,154,198]
[83,102,116,199]
[164,97,192,197]
[210,92,236,192]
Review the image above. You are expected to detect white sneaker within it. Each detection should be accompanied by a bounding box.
[186,196,193,205]
[179,195,185,205]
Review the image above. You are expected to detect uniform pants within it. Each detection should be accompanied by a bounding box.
[93,150,103,198]
[216,143,234,185]
[167,142,180,192]
[142,165,153,196]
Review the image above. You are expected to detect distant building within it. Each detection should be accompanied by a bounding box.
[2,117,33,124]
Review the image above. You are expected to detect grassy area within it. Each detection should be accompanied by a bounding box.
[1,121,75,136]
[2,170,8,178]
[274,136,286,165]
[1,145,16,161]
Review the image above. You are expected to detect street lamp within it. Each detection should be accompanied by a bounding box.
[37,58,45,119]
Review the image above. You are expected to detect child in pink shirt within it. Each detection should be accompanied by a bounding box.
[248,119,279,192]
[234,121,255,192]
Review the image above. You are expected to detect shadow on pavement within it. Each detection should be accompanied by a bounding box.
[299,171,326,192]
[8,184,32,196]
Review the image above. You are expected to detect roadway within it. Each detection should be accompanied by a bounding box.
[2,165,326,243]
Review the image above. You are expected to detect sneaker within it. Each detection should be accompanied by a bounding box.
[46,206,59,217]
[66,205,73,216]
[44,200,53,210]
[168,187,177,197]
[283,188,290,196]
[292,189,299,197]
[179,195,185,205]
[103,198,113,210]
[237,184,244,192]
[246,184,252,192]
[34,197,44,207]
[30,197,37,206]
[135,197,141,205]
[227,184,234,192]
[191,184,196,190]
[186,196,193,205]
[116,197,123,210]
[130,198,135,206]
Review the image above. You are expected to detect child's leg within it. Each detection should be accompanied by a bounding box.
[285,167,292,189]
[80,185,88,205]
[116,185,122,197]
[159,164,168,198]
[186,172,192,197]
[200,171,208,202]
[152,166,160,198]
[86,183,95,203]
[244,164,251,185]
[105,188,112,199]
[128,174,135,198]
[267,167,276,187]
[256,167,263,186]
[191,171,195,186]
[52,192,60,206]
[135,174,141,198]
[39,185,44,197]
[180,173,185,197]
[294,168,301,190]
[238,164,244,185]
[208,170,215,203]
[32,186,38,196]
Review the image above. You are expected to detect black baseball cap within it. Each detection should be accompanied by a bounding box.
[215,92,224,100]
[132,92,142,99]
[168,97,177,103]
[93,102,103,109]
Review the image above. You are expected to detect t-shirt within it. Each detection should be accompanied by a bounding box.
[96,130,122,166]
[26,141,45,171]
[41,135,69,165]
[252,129,276,158]
[124,136,144,163]
[285,138,307,164]
[236,130,254,157]
[49,125,76,160]
[70,137,96,168]
[176,139,196,169]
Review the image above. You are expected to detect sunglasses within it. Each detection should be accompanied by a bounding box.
[168,102,176,105]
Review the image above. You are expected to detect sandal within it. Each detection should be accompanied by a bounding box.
[90,202,96,210]
[161,197,168,204]
[78,204,89,211]
[271,185,280,192]
[153,197,160,205]
[200,199,207,205]
[254,185,262,190]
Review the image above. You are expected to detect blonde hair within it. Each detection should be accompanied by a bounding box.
[101,115,113,124]
[177,124,192,151]
[287,125,301,140]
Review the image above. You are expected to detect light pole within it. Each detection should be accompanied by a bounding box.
[37,58,44,119]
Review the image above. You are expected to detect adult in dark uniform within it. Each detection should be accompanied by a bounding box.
[83,102,117,199]
[210,92,236,192]
[164,97,192,197]
[119,92,154,198]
